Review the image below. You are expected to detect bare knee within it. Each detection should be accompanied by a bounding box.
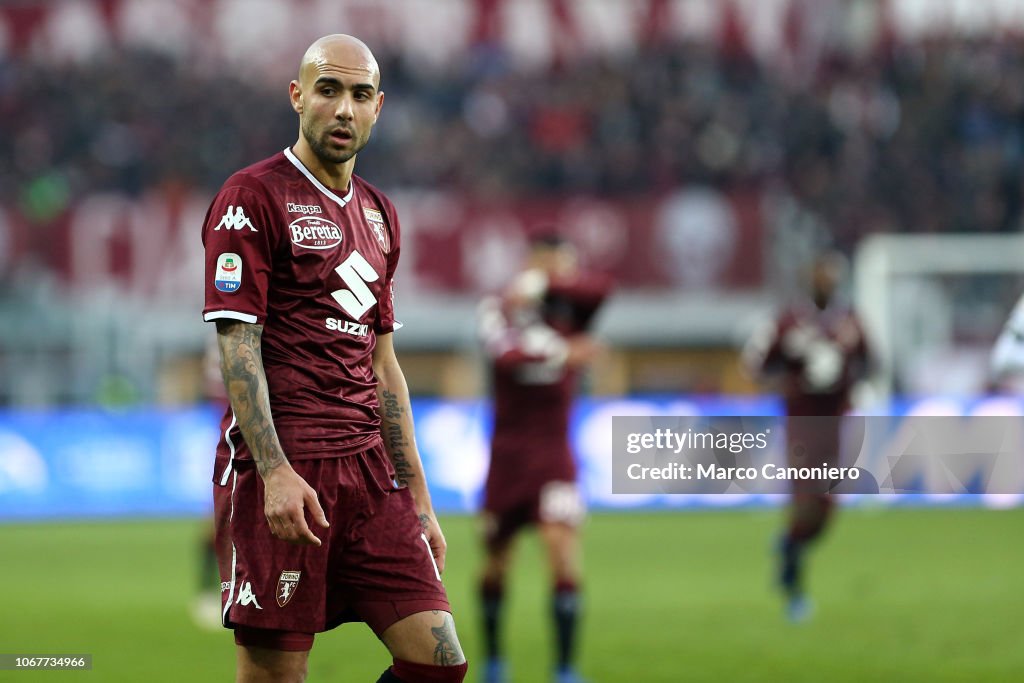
[236,646,309,683]
[481,540,514,585]
[539,523,580,583]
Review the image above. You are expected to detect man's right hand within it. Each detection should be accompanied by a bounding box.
[261,464,329,546]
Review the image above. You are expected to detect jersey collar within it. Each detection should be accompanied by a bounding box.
[283,147,355,209]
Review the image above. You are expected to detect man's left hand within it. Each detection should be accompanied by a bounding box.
[418,510,447,574]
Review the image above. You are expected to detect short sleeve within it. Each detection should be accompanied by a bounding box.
[373,205,402,334]
[201,184,276,325]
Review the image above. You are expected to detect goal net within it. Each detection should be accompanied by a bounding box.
[853,233,1024,402]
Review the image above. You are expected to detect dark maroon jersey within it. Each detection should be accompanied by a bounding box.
[202,149,400,467]
[745,300,871,416]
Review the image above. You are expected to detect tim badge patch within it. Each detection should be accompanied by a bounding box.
[277,571,301,608]
[363,207,389,252]
[215,253,242,292]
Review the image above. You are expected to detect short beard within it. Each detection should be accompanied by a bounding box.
[302,118,362,165]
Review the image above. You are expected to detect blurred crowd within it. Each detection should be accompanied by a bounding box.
[3,36,1024,248]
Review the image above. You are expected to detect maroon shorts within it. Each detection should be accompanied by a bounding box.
[787,417,842,497]
[482,480,585,550]
[213,443,450,649]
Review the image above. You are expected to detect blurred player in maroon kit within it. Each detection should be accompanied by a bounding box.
[477,235,610,683]
[202,35,466,683]
[743,251,872,622]
[191,334,230,631]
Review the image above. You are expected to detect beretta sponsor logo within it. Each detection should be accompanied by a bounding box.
[289,216,343,250]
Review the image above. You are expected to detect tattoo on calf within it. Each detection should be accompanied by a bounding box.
[430,611,466,666]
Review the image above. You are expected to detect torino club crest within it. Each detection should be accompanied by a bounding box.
[277,570,301,608]
[363,207,389,252]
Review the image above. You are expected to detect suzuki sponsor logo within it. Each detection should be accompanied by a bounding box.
[326,318,369,337]
[289,216,343,250]
[286,202,323,214]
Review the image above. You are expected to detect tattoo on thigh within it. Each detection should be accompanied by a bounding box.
[430,611,465,666]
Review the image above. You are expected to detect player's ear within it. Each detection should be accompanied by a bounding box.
[289,80,303,114]
[373,90,384,121]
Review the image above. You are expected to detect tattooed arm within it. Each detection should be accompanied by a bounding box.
[216,319,328,546]
[372,332,447,572]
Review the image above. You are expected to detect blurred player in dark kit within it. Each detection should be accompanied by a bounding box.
[743,251,872,622]
[191,335,230,631]
[477,235,610,683]
[202,34,466,683]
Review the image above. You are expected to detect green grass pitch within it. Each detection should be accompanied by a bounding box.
[0,507,1021,682]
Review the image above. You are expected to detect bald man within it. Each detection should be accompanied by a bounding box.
[202,35,467,683]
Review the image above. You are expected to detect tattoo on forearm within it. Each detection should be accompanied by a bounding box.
[217,321,286,477]
[419,513,430,532]
[381,389,402,420]
[430,611,466,666]
[381,389,415,486]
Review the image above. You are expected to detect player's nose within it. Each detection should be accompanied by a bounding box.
[335,95,355,120]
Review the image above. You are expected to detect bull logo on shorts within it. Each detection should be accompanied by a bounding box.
[277,571,301,608]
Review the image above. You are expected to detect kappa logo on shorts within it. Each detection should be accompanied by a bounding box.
[277,571,301,608]
[220,581,231,593]
[235,581,263,609]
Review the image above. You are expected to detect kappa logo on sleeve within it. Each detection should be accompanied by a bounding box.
[215,253,243,292]
[215,205,258,232]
